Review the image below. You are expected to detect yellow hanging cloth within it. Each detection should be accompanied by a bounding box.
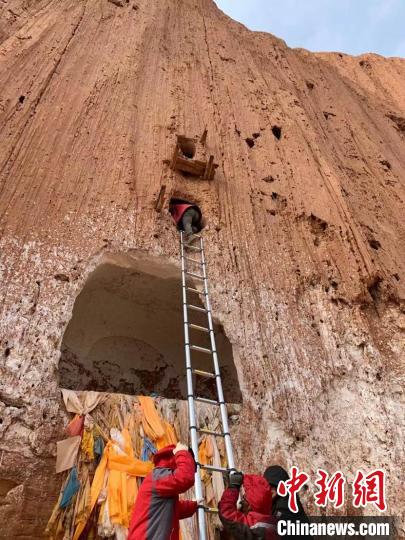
[156,420,178,449]
[45,491,65,539]
[198,436,213,483]
[74,469,91,534]
[108,429,138,528]
[211,436,225,504]
[127,475,139,517]
[108,468,128,527]
[137,396,166,440]
[199,436,216,506]
[81,428,95,461]
[72,428,153,540]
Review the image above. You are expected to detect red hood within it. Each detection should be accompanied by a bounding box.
[243,474,272,514]
[153,444,176,469]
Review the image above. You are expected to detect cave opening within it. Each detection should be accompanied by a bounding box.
[271,125,282,140]
[59,252,241,403]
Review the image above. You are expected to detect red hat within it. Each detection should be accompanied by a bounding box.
[153,444,176,469]
[243,475,272,514]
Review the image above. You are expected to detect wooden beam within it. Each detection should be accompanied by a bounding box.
[155,185,166,212]
[204,155,214,180]
[170,143,180,170]
[175,157,205,176]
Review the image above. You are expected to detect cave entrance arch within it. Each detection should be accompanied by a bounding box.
[59,252,241,403]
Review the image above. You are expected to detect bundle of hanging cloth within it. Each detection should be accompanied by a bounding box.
[46,390,227,540]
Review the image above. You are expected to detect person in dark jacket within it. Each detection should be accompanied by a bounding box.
[264,466,310,538]
[128,442,197,540]
[219,471,278,539]
[168,198,202,235]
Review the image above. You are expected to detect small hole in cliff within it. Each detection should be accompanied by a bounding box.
[59,253,241,403]
[376,371,382,381]
[309,213,328,234]
[18,95,25,104]
[386,113,405,134]
[245,137,255,148]
[393,273,400,281]
[368,277,383,302]
[177,136,196,159]
[369,239,381,250]
[252,132,261,139]
[263,175,275,183]
[306,81,314,90]
[54,274,70,282]
[271,126,282,140]
[4,347,10,357]
[380,159,391,170]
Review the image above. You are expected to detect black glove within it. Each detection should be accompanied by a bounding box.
[188,447,197,472]
[229,470,244,489]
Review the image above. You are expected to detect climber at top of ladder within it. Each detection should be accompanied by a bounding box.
[169,198,203,237]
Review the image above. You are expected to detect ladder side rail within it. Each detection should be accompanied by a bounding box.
[200,236,236,471]
[180,232,207,540]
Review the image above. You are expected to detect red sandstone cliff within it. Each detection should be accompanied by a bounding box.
[0,0,404,537]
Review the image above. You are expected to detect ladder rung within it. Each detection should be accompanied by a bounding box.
[197,428,225,437]
[194,396,219,405]
[186,286,204,295]
[192,369,216,379]
[182,233,201,241]
[200,464,229,474]
[185,257,201,264]
[185,271,205,281]
[190,345,212,354]
[204,507,219,514]
[185,245,202,252]
[188,323,209,333]
[187,304,207,313]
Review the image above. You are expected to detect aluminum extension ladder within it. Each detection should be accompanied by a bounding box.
[179,231,236,540]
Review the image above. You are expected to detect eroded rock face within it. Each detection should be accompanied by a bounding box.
[0,0,404,536]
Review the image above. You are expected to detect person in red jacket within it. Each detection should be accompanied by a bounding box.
[219,471,279,539]
[128,442,197,540]
[168,198,203,236]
